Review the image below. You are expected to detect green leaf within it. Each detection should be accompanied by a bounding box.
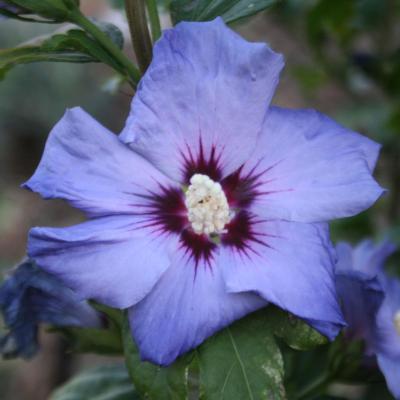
[39,23,124,70]
[267,306,328,351]
[0,46,89,80]
[93,19,124,50]
[170,0,279,24]
[197,309,286,400]
[328,338,383,383]
[0,23,126,80]
[9,0,79,20]
[0,4,32,21]
[50,364,139,400]
[282,345,331,399]
[122,316,190,400]
[120,306,325,400]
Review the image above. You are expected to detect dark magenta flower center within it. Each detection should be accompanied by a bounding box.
[141,143,272,267]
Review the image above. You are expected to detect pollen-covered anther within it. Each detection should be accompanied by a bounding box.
[395,311,400,336]
[185,173,231,235]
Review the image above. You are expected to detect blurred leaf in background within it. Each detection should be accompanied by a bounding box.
[170,0,279,24]
[51,364,140,400]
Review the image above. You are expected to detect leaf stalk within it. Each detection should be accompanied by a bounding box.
[70,8,141,87]
[124,0,153,73]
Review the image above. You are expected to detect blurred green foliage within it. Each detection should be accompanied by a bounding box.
[0,20,129,181]
[51,364,140,400]
[170,0,279,24]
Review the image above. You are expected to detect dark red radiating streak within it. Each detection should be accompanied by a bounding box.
[137,141,279,268]
[180,229,216,269]
[181,138,222,184]
[135,185,186,234]
[222,211,272,257]
[222,166,257,208]
[222,160,282,208]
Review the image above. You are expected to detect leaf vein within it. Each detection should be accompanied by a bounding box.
[227,327,254,400]
[220,362,236,398]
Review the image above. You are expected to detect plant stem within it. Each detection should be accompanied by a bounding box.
[145,0,162,42]
[69,9,141,87]
[295,373,332,400]
[124,0,153,73]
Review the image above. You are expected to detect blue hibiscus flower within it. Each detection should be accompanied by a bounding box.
[24,18,383,365]
[336,240,400,398]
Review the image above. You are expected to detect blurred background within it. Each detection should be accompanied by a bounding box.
[0,0,399,398]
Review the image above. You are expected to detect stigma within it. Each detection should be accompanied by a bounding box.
[395,311,400,336]
[185,174,230,235]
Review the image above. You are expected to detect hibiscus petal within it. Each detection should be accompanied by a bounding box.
[377,354,400,399]
[335,269,384,347]
[220,220,345,339]
[0,259,102,359]
[120,18,284,182]
[335,240,400,371]
[351,239,397,276]
[244,106,384,223]
[129,249,267,366]
[28,216,178,309]
[0,259,101,329]
[374,277,400,358]
[23,107,174,217]
[335,242,354,272]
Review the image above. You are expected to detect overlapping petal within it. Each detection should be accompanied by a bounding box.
[374,277,400,358]
[28,216,179,309]
[370,277,400,399]
[23,107,175,218]
[120,18,284,182]
[377,355,400,399]
[242,107,384,223]
[335,240,400,399]
[335,269,383,348]
[336,241,400,357]
[351,240,397,276]
[0,259,101,358]
[219,220,344,339]
[129,249,267,365]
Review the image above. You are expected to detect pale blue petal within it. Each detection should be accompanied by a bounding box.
[120,18,284,182]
